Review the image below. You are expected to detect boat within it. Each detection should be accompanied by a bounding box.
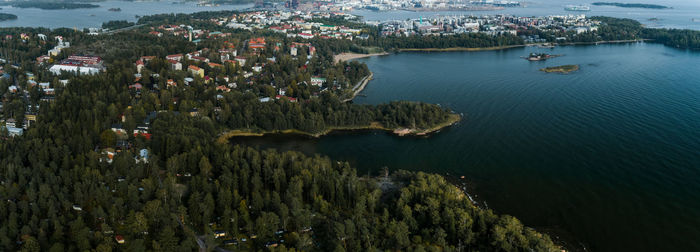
[108,7,121,12]
[565,5,590,11]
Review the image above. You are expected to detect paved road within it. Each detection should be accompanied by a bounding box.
[104,24,147,34]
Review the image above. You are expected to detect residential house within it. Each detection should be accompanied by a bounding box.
[216,85,230,92]
[310,77,326,86]
[191,56,210,63]
[188,65,204,78]
[166,54,184,61]
[168,60,182,71]
[136,60,145,73]
[36,55,50,64]
[111,124,126,135]
[275,95,297,102]
[189,108,199,117]
[208,62,223,69]
[234,56,247,66]
[248,37,266,50]
[115,235,125,244]
[129,83,143,90]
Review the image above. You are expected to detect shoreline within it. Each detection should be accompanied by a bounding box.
[398,44,526,52]
[334,52,389,63]
[445,174,585,252]
[396,39,651,53]
[342,71,373,102]
[217,113,461,143]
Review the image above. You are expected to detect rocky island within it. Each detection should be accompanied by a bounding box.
[541,64,580,73]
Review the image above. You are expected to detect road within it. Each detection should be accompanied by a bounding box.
[104,24,147,34]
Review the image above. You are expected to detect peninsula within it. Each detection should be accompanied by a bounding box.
[0,13,17,21]
[2,2,100,10]
[592,2,671,9]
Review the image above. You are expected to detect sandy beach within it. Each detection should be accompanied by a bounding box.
[334,52,389,63]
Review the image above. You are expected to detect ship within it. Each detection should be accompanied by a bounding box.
[565,5,591,11]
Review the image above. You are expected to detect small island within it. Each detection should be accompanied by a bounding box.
[540,65,580,74]
[592,2,670,9]
[6,2,100,10]
[525,53,562,61]
[0,13,17,22]
[108,7,122,12]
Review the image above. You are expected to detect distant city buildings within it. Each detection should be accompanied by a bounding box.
[377,14,600,38]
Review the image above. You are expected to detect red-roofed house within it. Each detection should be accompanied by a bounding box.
[208,62,223,68]
[191,56,210,63]
[136,59,145,73]
[166,54,183,61]
[188,65,204,78]
[248,37,266,50]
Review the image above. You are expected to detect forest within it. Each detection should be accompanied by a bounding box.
[102,20,136,31]
[593,16,700,49]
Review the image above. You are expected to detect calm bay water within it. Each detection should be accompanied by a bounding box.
[0,0,252,29]
[236,43,700,251]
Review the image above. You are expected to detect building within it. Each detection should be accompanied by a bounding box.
[36,55,50,64]
[310,77,326,86]
[115,235,125,244]
[234,56,247,66]
[169,60,182,71]
[248,37,266,50]
[136,59,145,73]
[2,126,23,137]
[111,124,126,135]
[49,55,103,75]
[166,54,184,61]
[188,65,204,78]
[208,62,223,68]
